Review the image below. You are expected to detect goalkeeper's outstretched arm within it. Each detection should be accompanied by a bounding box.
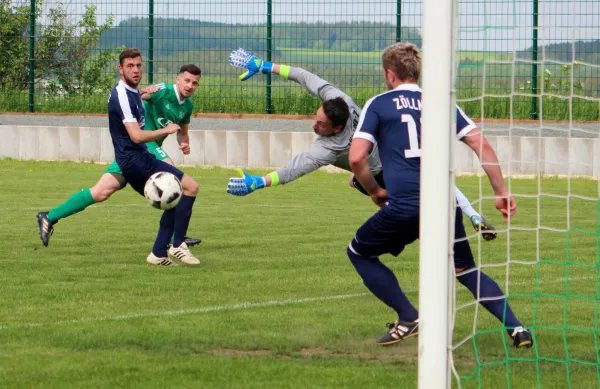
[229,48,348,103]
[226,144,337,196]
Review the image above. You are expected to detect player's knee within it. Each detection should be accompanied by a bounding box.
[455,266,477,282]
[91,187,116,202]
[182,176,199,196]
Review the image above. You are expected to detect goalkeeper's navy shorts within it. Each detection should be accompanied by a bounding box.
[118,151,184,196]
[349,206,476,269]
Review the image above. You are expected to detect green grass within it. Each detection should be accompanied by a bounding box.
[0,159,598,388]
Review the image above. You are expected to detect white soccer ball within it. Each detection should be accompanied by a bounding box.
[144,172,183,210]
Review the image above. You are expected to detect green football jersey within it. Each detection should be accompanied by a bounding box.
[143,83,194,146]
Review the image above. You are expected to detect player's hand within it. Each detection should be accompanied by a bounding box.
[164,123,181,135]
[370,187,389,208]
[229,48,273,81]
[227,169,265,196]
[179,142,190,155]
[495,192,516,222]
[139,85,161,95]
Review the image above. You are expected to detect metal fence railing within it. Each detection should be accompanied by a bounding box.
[0,0,598,120]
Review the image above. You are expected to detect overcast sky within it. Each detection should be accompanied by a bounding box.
[37,0,600,52]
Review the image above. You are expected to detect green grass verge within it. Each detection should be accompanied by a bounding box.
[0,159,598,388]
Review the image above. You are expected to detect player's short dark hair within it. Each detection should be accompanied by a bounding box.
[119,48,142,65]
[179,64,202,76]
[382,42,421,82]
[322,97,350,129]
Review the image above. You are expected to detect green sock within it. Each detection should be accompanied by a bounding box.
[47,188,95,222]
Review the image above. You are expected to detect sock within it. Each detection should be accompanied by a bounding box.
[47,188,95,222]
[455,187,478,220]
[457,269,523,333]
[347,247,418,322]
[152,209,176,258]
[172,195,196,247]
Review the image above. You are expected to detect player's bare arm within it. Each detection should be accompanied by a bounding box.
[125,121,179,144]
[461,128,516,221]
[139,85,161,100]
[177,123,191,155]
[349,138,387,207]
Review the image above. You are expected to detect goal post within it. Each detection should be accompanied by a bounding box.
[418,0,457,388]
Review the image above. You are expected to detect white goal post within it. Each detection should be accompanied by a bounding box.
[418,0,457,387]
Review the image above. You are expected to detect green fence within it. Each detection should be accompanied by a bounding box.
[0,0,598,120]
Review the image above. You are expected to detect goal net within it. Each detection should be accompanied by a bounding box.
[428,0,600,387]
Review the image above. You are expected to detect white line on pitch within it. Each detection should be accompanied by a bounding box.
[0,293,370,331]
[1,275,595,331]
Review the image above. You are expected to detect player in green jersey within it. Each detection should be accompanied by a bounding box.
[37,64,203,251]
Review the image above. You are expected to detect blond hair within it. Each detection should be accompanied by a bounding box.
[382,42,421,82]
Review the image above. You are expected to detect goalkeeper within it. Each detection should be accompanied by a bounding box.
[227,48,496,239]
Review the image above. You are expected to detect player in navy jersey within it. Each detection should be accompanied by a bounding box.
[348,43,532,348]
[105,48,200,266]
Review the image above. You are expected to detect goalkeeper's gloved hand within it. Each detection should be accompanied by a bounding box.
[228,48,273,81]
[227,169,266,196]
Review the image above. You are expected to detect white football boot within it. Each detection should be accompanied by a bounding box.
[146,252,176,266]
[168,242,200,265]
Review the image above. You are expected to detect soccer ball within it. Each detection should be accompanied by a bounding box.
[144,172,183,210]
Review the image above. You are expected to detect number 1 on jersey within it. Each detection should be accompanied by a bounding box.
[403,114,421,158]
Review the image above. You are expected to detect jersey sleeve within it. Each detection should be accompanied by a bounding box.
[275,142,337,185]
[287,67,349,103]
[353,97,379,144]
[181,102,193,124]
[456,105,478,140]
[113,87,137,124]
[145,83,167,103]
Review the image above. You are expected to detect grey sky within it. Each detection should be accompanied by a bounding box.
[39,0,599,52]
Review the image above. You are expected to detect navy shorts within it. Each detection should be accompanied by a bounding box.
[118,152,185,196]
[349,206,476,269]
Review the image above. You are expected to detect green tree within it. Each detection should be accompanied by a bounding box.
[0,0,119,94]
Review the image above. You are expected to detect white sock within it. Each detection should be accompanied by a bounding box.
[455,187,479,220]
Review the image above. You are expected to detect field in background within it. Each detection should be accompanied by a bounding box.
[0,159,598,388]
[1,48,598,121]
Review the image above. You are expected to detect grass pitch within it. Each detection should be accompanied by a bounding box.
[0,159,598,388]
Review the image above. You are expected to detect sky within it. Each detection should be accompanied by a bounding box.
[32,0,600,52]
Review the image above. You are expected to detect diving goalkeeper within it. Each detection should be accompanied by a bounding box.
[227,48,496,240]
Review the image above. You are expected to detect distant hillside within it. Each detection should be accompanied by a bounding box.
[98,18,422,54]
[520,40,600,64]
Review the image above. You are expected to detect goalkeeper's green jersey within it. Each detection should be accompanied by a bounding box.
[143,83,194,146]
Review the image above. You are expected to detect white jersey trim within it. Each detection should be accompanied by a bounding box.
[173,84,185,105]
[116,83,136,124]
[457,124,477,140]
[354,131,376,144]
[456,105,478,140]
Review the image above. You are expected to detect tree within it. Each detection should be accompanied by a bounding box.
[0,0,119,94]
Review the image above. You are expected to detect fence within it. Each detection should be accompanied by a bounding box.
[0,0,598,120]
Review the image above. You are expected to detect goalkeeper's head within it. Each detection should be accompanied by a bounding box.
[312,97,350,137]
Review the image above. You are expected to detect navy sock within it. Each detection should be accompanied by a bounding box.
[152,209,176,257]
[457,269,523,332]
[173,195,196,247]
[347,247,418,322]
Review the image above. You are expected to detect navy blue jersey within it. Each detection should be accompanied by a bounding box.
[107,80,147,165]
[354,84,476,218]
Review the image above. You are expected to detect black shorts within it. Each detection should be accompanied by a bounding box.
[118,153,184,196]
[349,206,476,269]
[352,171,386,196]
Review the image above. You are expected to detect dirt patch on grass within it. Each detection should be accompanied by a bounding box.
[212,348,272,357]
[211,341,419,364]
